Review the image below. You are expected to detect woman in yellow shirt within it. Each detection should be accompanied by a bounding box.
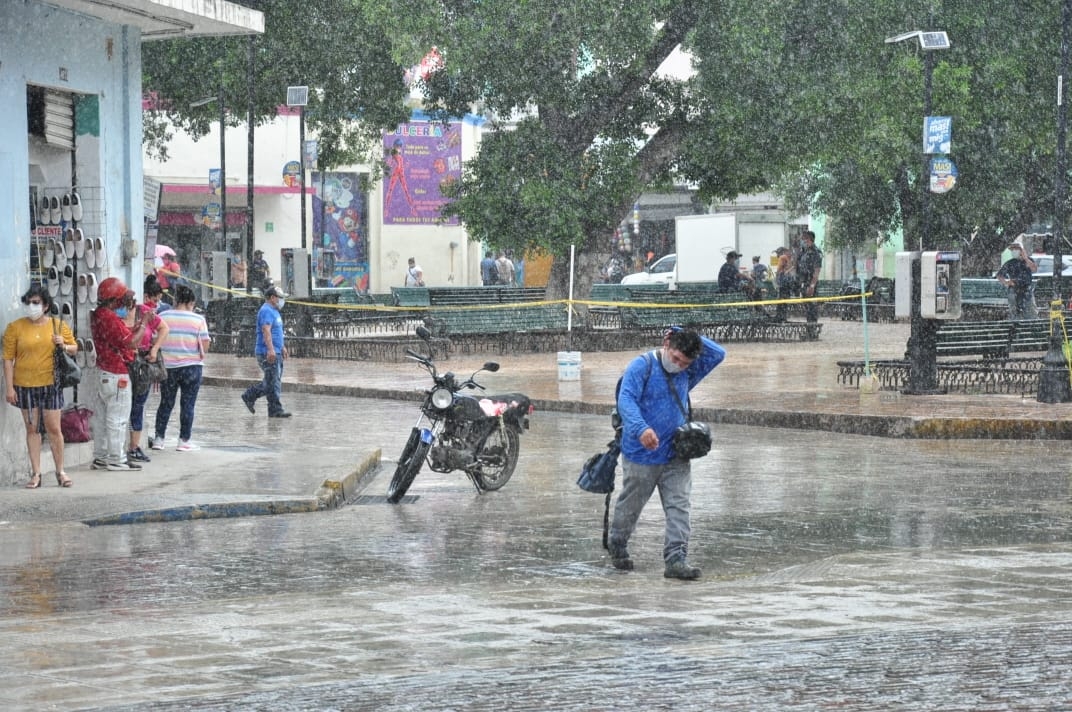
[2,285,77,488]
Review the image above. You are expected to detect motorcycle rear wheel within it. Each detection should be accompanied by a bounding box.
[387,429,430,503]
[472,426,519,491]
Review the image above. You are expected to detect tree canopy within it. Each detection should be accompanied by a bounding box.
[143,0,1072,286]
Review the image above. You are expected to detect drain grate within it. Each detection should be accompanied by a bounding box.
[352,495,419,505]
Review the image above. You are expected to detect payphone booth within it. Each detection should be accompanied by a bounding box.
[895,250,962,320]
[920,251,962,319]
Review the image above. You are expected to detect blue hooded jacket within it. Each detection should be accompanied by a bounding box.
[616,335,726,465]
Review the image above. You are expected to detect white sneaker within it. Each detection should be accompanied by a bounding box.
[176,440,200,452]
[149,436,165,451]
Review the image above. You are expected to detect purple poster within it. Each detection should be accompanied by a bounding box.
[383,121,462,225]
[312,172,370,290]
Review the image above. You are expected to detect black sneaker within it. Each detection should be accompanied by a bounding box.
[664,557,701,580]
[91,458,109,470]
[268,411,292,418]
[608,546,633,571]
[128,447,151,463]
[241,393,255,414]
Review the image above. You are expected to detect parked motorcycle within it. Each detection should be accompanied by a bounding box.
[387,326,533,503]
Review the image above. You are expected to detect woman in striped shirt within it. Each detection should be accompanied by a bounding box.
[150,285,211,452]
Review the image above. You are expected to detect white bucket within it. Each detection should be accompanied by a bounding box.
[557,351,582,381]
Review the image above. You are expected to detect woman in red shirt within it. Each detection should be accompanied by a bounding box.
[89,277,145,471]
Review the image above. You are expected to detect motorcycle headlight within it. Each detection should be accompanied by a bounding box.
[430,387,454,410]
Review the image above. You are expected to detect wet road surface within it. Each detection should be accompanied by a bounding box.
[1,389,1071,709]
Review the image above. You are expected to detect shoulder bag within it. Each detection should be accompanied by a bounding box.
[53,318,81,388]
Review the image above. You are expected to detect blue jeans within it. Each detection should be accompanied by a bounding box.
[154,365,203,442]
[243,354,285,415]
[609,458,693,562]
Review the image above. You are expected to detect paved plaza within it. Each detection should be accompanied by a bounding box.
[0,318,1070,710]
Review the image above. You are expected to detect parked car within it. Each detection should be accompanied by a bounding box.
[620,253,677,286]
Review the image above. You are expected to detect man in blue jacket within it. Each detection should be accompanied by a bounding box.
[609,327,726,579]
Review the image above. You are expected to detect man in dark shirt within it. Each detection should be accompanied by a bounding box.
[796,231,823,322]
[996,242,1037,320]
[249,250,271,291]
[717,251,754,297]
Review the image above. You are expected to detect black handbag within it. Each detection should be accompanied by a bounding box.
[129,351,167,397]
[52,318,80,388]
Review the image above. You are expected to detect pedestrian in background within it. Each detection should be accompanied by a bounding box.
[797,230,823,323]
[495,251,515,286]
[151,284,211,452]
[241,286,291,418]
[249,249,271,291]
[480,251,497,286]
[608,326,726,580]
[404,257,425,287]
[996,239,1037,320]
[2,284,77,488]
[124,282,169,463]
[774,249,796,321]
[90,277,146,471]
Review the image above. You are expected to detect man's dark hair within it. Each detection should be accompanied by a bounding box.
[802,230,816,242]
[667,328,702,359]
[174,284,196,305]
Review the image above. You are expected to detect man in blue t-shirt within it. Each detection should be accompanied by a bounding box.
[241,287,291,418]
[609,327,726,580]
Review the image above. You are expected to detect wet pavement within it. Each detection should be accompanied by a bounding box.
[1,318,1071,710]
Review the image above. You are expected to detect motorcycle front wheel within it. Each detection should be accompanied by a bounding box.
[472,426,520,491]
[387,428,431,503]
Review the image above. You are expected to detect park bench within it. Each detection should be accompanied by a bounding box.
[827,277,897,322]
[588,282,666,328]
[391,286,431,307]
[837,318,1058,393]
[427,286,545,306]
[618,290,754,330]
[425,303,569,337]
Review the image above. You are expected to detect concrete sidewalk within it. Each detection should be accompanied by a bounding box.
[206,318,1072,439]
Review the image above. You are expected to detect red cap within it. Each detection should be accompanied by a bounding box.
[96,276,128,302]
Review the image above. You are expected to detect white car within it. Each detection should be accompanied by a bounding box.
[993,254,1072,278]
[620,253,677,286]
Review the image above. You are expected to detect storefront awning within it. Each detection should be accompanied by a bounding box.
[40,0,263,40]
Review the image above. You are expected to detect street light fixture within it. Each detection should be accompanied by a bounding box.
[885,29,951,395]
[286,85,309,250]
[191,90,228,298]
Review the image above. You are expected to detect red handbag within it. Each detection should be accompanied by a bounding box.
[60,405,93,443]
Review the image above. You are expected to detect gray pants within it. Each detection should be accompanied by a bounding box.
[609,457,693,562]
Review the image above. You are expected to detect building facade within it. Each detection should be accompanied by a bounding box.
[0,0,261,485]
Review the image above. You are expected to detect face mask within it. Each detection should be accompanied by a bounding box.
[25,303,43,320]
[116,307,129,318]
[276,298,285,310]
[661,349,686,374]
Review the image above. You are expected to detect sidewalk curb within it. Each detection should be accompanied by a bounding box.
[202,376,1072,440]
[316,449,382,509]
[81,449,383,526]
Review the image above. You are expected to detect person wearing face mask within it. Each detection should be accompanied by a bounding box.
[2,284,77,488]
[240,286,291,418]
[90,277,146,471]
[122,285,169,462]
[608,326,726,580]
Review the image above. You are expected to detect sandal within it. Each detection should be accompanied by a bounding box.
[55,472,73,488]
[25,473,42,489]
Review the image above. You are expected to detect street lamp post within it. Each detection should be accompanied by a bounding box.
[1038,0,1072,403]
[885,30,951,395]
[286,86,309,250]
[191,89,227,298]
